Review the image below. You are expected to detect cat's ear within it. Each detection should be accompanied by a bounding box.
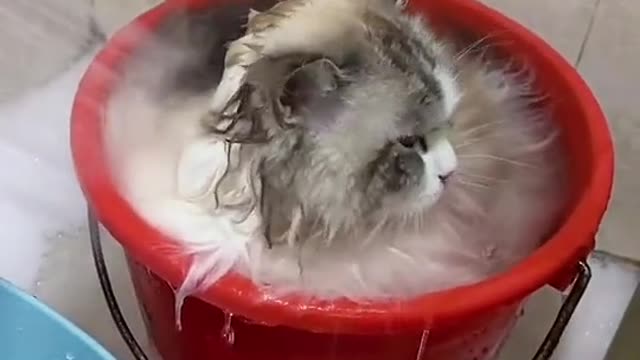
[203,56,344,140]
[280,58,342,113]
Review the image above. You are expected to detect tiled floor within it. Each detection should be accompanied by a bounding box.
[483,0,600,63]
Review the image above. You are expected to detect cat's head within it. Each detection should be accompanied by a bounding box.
[209,4,461,241]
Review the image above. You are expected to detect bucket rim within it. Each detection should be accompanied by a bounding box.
[70,0,614,334]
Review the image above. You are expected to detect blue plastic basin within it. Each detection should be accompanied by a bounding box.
[0,278,116,360]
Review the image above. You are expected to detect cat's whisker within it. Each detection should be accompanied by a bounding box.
[458,154,538,169]
[452,178,491,190]
[454,129,518,150]
[454,136,488,150]
[360,216,387,249]
[520,93,552,105]
[454,33,501,62]
[518,131,560,153]
[457,172,506,183]
[455,117,510,139]
[387,246,417,265]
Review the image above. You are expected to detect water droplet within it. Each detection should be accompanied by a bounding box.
[221,313,236,347]
[415,329,430,360]
[65,353,75,360]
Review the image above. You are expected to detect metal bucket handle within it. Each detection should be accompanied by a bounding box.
[88,210,591,360]
[533,261,591,360]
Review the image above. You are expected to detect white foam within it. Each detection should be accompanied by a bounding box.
[0,53,94,289]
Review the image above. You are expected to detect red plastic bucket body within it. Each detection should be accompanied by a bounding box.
[70,0,614,359]
[128,258,520,360]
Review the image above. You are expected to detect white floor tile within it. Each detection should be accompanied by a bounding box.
[481,0,599,62]
[576,0,640,261]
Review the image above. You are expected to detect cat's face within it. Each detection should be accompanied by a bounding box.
[247,43,461,238]
[212,7,462,237]
[278,53,459,222]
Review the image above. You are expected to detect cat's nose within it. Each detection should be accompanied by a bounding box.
[438,171,453,184]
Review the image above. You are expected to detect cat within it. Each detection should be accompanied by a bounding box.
[106,0,567,301]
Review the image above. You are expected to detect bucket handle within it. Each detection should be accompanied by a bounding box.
[531,261,591,360]
[88,209,591,360]
[89,209,149,360]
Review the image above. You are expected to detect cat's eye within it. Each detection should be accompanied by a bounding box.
[398,135,428,152]
[419,94,432,105]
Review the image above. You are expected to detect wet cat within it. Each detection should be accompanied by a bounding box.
[107,0,567,301]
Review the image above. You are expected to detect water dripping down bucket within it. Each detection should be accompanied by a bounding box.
[415,329,430,360]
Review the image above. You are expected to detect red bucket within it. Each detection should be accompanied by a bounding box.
[71,0,614,359]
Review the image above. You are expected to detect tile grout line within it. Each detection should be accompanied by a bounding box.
[575,0,602,67]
